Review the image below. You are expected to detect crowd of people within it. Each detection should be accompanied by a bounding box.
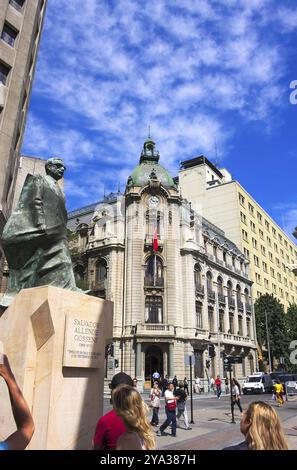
[0,356,291,451]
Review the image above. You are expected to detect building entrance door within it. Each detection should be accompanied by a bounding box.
[145,345,163,387]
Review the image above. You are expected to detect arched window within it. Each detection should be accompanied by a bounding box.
[145,296,163,324]
[206,271,212,292]
[227,281,233,300]
[145,256,164,287]
[96,259,107,282]
[146,210,161,238]
[217,276,224,296]
[194,264,202,289]
[245,288,251,312]
[236,284,243,310]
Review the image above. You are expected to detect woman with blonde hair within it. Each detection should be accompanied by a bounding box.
[112,384,156,450]
[224,401,289,450]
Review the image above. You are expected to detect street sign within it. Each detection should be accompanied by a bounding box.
[185,355,195,366]
[225,355,243,364]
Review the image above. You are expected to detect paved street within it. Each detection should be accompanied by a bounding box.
[103,392,297,450]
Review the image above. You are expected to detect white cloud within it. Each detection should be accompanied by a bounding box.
[23,0,296,206]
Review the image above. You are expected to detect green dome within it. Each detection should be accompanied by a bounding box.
[127,137,177,189]
[130,161,176,189]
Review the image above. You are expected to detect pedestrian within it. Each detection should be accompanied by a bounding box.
[150,381,161,426]
[174,382,192,430]
[161,375,168,397]
[194,376,201,394]
[225,377,229,395]
[152,370,160,387]
[93,372,134,450]
[215,375,222,399]
[223,401,289,450]
[172,375,178,391]
[113,384,155,450]
[157,383,179,437]
[274,380,285,407]
[210,376,215,394]
[0,354,35,450]
[183,377,189,395]
[231,378,243,416]
[132,378,138,388]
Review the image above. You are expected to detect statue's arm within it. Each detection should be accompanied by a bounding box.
[32,176,46,230]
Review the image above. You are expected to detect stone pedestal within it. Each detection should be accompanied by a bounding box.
[0,286,113,450]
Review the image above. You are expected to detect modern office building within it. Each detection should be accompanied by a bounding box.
[67,140,257,390]
[0,0,47,273]
[179,156,297,310]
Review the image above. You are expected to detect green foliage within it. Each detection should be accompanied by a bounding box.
[285,303,297,372]
[254,294,287,369]
[75,278,89,291]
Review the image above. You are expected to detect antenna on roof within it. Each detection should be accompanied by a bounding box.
[148,125,151,139]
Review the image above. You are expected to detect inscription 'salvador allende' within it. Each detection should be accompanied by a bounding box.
[73,319,100,344]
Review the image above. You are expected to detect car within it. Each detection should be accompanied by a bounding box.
[242,373,273,394]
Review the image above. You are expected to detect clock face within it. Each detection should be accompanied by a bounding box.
[149,196,160,207]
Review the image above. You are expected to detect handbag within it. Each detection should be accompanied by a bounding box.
[167,400,176,411]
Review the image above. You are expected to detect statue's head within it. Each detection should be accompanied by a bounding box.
[45,157,66,181]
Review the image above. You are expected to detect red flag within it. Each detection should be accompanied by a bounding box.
[153,227,158,252]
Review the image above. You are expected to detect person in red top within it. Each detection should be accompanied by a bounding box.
[93,372,133,450]
[215,375,222,399]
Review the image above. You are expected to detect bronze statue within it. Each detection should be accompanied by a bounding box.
[0,158,79,307]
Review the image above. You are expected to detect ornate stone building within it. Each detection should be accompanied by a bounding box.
[68,139,257,389]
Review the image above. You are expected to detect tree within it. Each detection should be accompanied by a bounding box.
[285,303,297,372]
[254,294,287,370]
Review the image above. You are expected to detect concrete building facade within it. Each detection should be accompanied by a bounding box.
[68,140,257,390]
[0,0,47,274]
[179,156,297,310]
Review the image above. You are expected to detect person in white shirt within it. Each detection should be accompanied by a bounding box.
[194,377,201,394]
[157,383,179,437]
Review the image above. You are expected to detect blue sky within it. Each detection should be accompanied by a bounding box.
[23,0,297,240]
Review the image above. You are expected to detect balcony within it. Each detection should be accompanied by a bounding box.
[237,300,244,311]
[218,293,226,304]
[228,297,235,308]
[136,323,175,337]
[223,333,255,345]
[245,303,252,313]
[207,289,216,300]
[144,276,164,288]
[195,284,205,296]
[215,258,224,266]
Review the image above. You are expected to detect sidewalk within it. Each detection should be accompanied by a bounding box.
[155,401,297,450]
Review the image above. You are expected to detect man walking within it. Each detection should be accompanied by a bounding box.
[215,375,222,399]
[157,383,179,437]
[175,382,192,430]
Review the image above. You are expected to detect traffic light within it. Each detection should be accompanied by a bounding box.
[206,359,210,369]
[114,359,119,369]
[208,344,215,358]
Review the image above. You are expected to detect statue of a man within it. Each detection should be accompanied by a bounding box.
[0,158,79,307]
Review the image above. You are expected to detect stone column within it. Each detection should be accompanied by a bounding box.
[136,341,142,378]
[223,286,230,333]
[168,342,174,379]
[202,271,209,330]
[234,289,239,336]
